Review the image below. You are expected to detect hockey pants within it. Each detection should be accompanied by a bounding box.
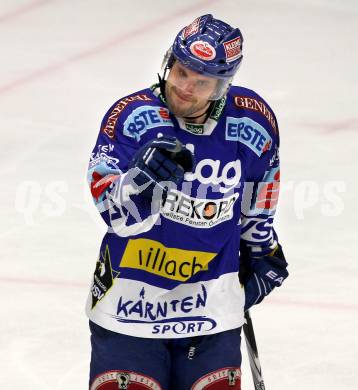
[89,321,242,389]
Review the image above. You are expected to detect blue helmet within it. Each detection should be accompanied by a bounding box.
[171,14,244,80]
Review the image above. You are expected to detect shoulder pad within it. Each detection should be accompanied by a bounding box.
[101,89,169,141]
[228,86,279,137]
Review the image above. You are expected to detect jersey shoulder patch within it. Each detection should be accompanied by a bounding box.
[228,86,279,136]
[225,115,273,157]
[101,89,173,142]
[223,86,280,157]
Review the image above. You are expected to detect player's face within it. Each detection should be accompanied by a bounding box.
[165,62,218,118]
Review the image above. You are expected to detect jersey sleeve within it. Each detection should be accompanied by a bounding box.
[240,111,281,257]
[87,98,160,237]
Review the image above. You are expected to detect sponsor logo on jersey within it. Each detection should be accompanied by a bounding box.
[254,181,280,213]
[234,95,278,133]
[91,143,115,156]
[89,155,119,170]
[120,238,216,281]
[185,158,242,194]
[225,116,272,156]
[240,216,275,246]
[90,370,162,390]
[183,16,201,39]
[158,107,170,119]
[269,144,280,167]
[90,171,119,203]
[91,246,116,309]
[151,316,216,335]
[123,106,173,141]
[102,94,152,139]
[209,95,226,121]
[113,284,217,335]
[192,368,241,389]
[89,143,119,169]
[240,166,280,218]
[162,189,238,228]
[190,40,216,61]
[253,166,280,214]
[224,36,242,62]
[183,122,204,135]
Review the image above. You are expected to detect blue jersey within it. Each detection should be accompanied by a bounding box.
[85,84,281,338]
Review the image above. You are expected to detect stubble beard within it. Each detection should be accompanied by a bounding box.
[165,84,209,119]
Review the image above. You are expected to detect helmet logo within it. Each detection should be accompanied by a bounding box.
[224,37,242,62]
[183,17,201,39]
[190,41,216,61]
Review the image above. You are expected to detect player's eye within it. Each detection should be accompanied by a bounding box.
[196,80,208,87]
[178,68,187,78]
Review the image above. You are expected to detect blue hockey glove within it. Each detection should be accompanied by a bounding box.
[240,244,289,311]
[128,136,195,199]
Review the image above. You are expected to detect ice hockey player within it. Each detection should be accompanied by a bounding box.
[87,14,289,390]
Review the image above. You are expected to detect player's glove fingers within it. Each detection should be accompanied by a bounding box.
[171,147,195,173]
[128,136,192,199]
[159,163,184,183]
[154,136,195,173]
[146,149,185,181]
[244,272,274,311]
[131,166,168,198]
[132,166,156,188]
[150,135,181,152]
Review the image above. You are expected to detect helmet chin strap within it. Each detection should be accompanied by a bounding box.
[184,112,207,120]
[157,73,167,102]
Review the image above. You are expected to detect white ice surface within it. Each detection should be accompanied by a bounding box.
[1,0,357,389]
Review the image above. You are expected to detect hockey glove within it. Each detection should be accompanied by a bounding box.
[128,136,194,199]
[240,244,289,311]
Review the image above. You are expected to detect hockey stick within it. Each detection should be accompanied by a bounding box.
[243,310,266,390]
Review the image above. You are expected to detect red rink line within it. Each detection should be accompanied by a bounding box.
[0,0,219,94]
[300,118,358,133]
[0,0,52,23]
[1,275,357,313]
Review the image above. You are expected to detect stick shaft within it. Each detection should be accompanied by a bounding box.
[243,310,266,390]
